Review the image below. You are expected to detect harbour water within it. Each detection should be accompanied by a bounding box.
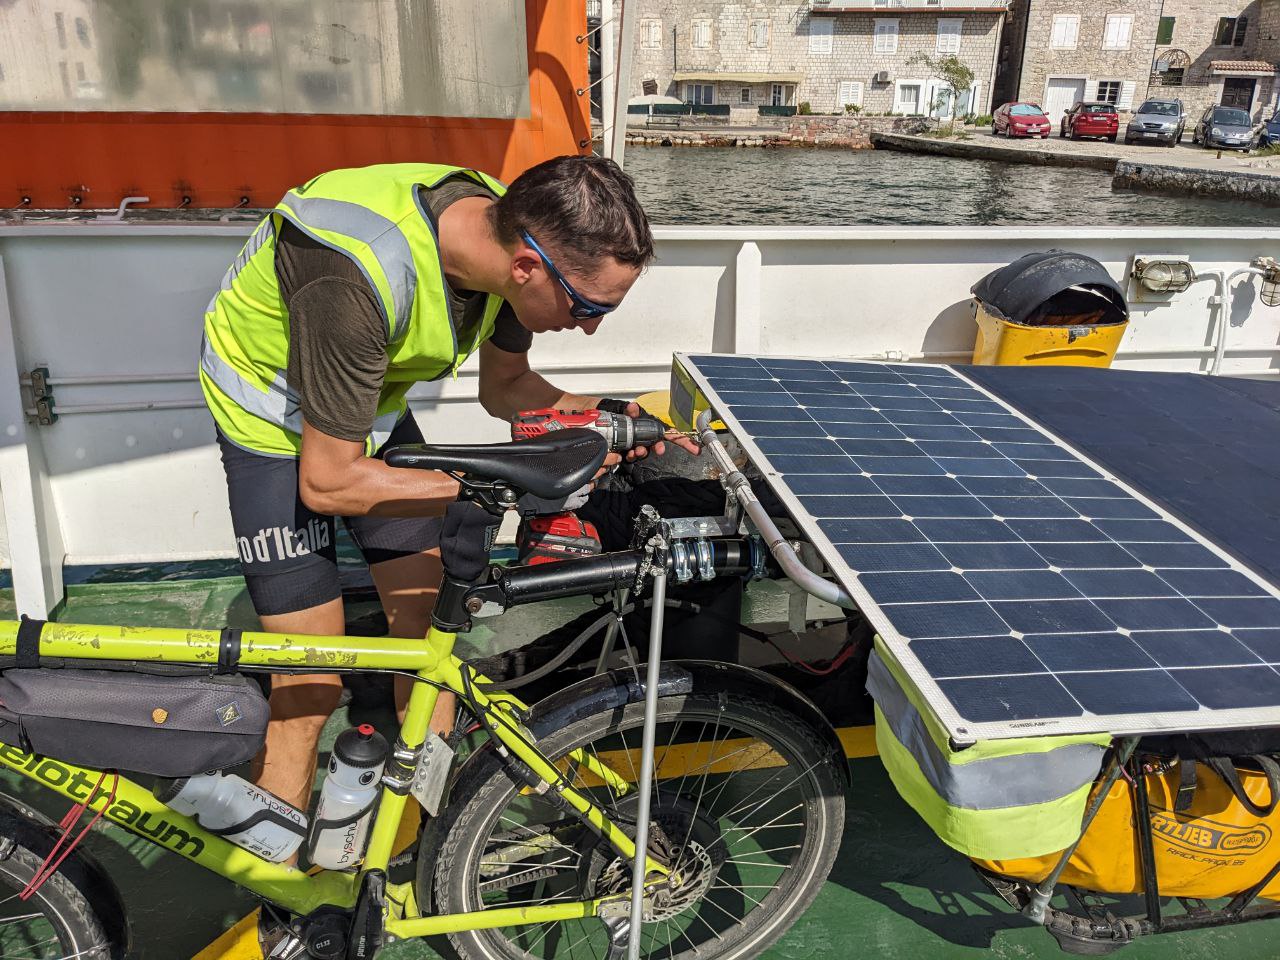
[624,145,1277,226]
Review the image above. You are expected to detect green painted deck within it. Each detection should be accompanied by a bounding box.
[3,577,1279,959]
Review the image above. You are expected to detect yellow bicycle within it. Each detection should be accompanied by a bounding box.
[0,425,848,960]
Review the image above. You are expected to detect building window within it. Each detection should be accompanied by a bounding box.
[75,16,91,48]
[1050,14,1079,50]
[640,19,661,48]
[837,80,864,109]
[691,19,711,50]
[874,19,899,55]
[750,19,770,50]
[685,83,714,105]
[1096,80,1122,104]
[1215,16,1247,46]
[936,19,962,55]
[740,87,752,103]
[642,78,658,95]
[771,83,795,107]
[1156,16,1175,45]
[809,17,833,55]
[1102,14,1132,50]
[54,12,67,49]
[1160,68,1184,86]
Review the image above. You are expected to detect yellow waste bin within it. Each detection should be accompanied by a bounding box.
[970,250,1130,367]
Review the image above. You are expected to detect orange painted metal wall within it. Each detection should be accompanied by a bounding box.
[0,0,589,210]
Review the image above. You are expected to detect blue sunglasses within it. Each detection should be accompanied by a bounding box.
[521,230,616,321]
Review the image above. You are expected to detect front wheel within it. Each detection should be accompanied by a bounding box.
[429,690,846,960]
[0,828,112,959]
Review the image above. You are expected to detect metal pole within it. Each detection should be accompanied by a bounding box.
[1024,737,1139,923]
[610,0,637,168]
[627,566,667,959]
[600,0,616,158]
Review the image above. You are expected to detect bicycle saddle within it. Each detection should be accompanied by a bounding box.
[383,428,607,500]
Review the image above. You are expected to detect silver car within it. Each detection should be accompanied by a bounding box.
[1193,105,1260,151]
[1124,99,1185,147]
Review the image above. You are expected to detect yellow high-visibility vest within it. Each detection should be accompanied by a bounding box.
[200,163,507,456]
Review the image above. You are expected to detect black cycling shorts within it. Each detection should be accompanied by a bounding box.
[217,415,442,616]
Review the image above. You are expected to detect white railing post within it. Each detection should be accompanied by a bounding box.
[610,0,637,167]
[0,257,66,617]
[600,0,616,158]
[733,242,763,354]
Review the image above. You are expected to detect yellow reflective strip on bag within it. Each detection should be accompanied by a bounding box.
[874,704,1098,860]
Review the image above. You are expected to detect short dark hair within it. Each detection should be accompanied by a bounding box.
[489,155,654,274]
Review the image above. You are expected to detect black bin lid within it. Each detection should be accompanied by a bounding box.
[971,250,1129,326]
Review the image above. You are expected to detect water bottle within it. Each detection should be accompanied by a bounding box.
[308,724,388,870]
[154,772,308,862]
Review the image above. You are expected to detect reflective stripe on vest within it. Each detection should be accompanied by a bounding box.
[200,334,402,451]
[866,652,1105,811]
[274,194,416,341]
[205,217,275,315]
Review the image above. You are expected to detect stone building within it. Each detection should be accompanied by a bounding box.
[608,1,1008,124]
[997,0,1278,124]
[1148,1,1279,123]
[1000,0,1165,118]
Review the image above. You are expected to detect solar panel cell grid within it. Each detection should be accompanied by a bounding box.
[679,353,1280,740]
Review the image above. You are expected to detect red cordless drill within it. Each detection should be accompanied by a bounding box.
[511,408,669,452]
[510,408,670,565]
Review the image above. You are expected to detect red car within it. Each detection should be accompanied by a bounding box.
[1060,101,1119,142]
[993,101,1052,138]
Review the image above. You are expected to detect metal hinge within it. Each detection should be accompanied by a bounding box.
[29,367,56,425]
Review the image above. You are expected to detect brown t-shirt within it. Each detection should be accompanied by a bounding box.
[276,177,530,442]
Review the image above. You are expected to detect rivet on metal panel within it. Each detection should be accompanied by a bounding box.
[238,196,251,208]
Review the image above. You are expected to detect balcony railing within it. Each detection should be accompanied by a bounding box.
[811,0,1008,10]
[587,0,602,20]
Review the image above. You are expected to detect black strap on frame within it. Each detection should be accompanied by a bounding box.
[16,615,45,670]
[216,627,243,674]
[1175,756,1197,812]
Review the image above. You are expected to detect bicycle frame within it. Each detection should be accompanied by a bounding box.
[0,619,660,937]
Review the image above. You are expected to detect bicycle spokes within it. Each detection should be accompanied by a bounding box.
[474,712,813,960]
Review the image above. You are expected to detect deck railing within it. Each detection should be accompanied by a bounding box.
[0,222,1278,615]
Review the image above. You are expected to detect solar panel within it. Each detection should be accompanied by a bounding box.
[676,353,1280,742]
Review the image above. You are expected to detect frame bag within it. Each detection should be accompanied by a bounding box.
[0,668,269,778]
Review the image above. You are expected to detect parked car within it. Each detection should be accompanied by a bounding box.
[1192,105,1261,151]
[993,102,1051,138]
[1261,113,1280,148]
[1123,99,1185,147]
[1060,101,1119,141]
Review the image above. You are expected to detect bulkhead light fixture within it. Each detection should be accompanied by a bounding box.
[1257,257,1280,308]
[1133,258,1195,294]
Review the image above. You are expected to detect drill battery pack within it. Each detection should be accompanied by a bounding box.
[515,514,602,565]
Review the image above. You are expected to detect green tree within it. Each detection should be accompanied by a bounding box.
[905,53,974,130]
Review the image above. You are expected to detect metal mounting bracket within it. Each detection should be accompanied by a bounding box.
[28,367,56,425]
